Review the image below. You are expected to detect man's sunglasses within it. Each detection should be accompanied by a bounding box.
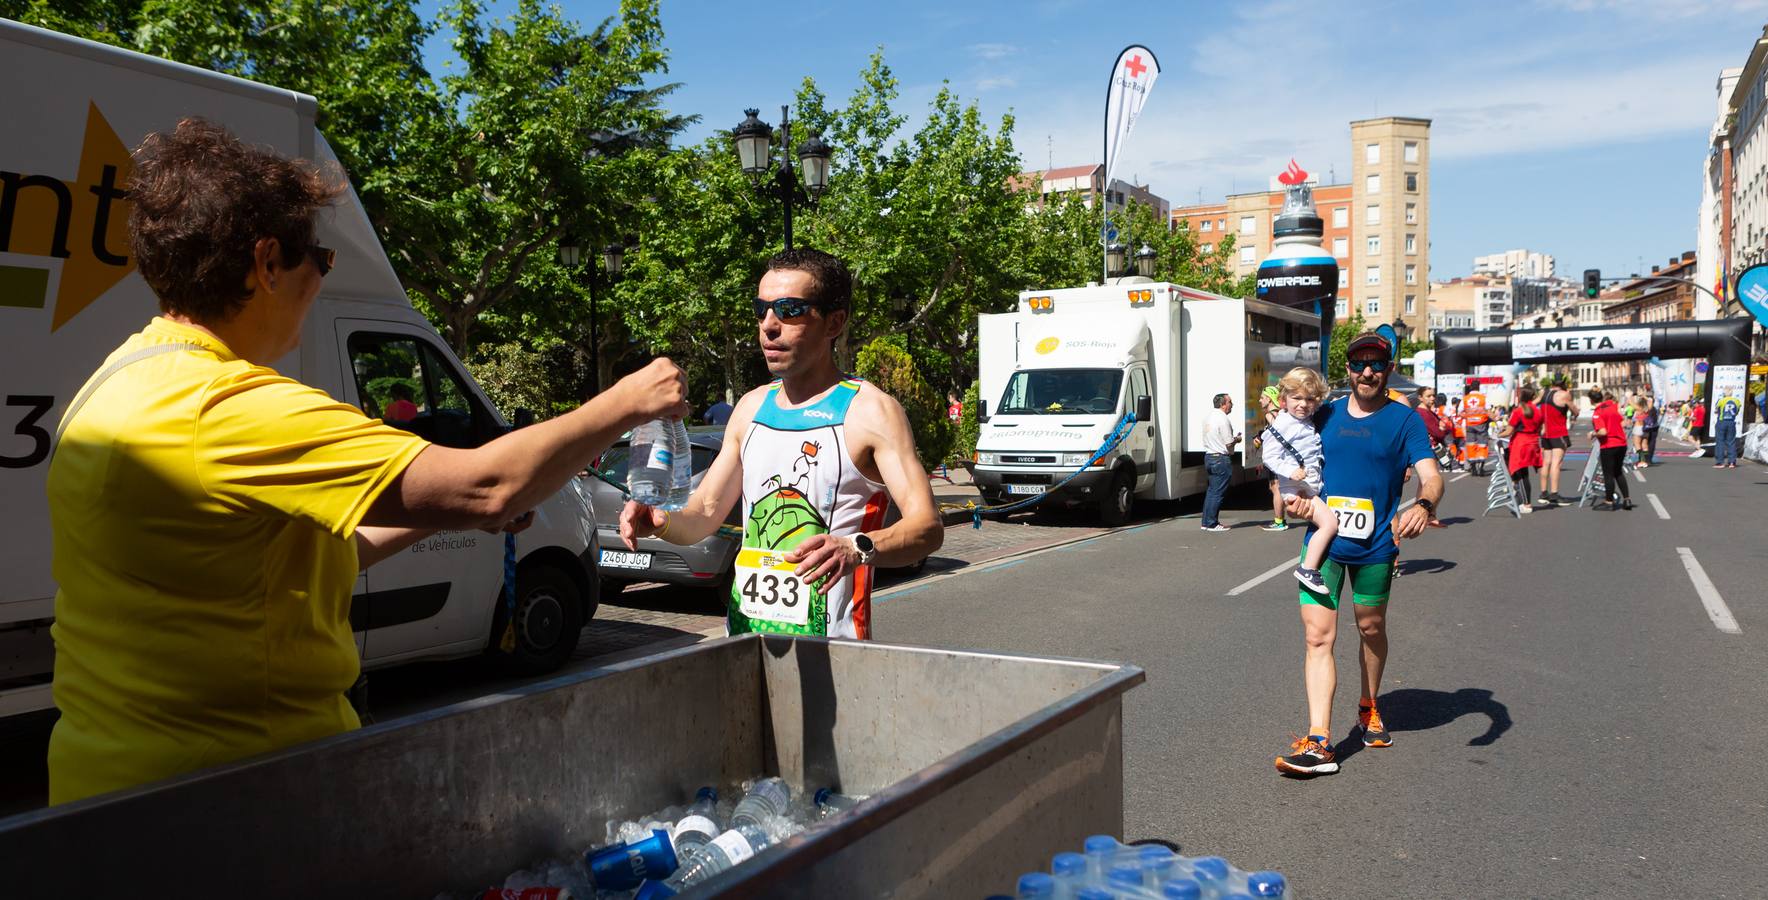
[1346,358,1392,373]
[307,245,336,277]
[753,296,830,321]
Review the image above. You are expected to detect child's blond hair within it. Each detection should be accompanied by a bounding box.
[1276,366,1328,402]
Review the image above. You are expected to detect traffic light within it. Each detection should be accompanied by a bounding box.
[1583,268,1601,299]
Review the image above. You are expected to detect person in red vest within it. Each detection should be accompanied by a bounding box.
[1537,382,1574,505]
[1589,390,1633,511]
[1499,386,1543,512]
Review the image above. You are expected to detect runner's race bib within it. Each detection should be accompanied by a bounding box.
[1327,496,1376,540]
[734,547,812,627]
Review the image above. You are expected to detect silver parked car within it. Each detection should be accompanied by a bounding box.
[587,427,740,597]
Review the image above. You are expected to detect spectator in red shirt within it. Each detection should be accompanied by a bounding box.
[1414,386,1445,448]
[1589,389,1633,511]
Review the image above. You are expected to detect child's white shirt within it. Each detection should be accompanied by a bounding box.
[1261,410,1325,498]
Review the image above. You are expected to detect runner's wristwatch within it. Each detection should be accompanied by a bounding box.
[852,533,876,565]
[1415,498,1435,514]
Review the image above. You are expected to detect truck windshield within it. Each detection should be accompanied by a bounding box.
[997,369,1123,415]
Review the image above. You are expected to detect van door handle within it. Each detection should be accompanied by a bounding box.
[1144,426,1154,436]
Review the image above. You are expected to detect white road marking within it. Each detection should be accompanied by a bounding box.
[1631,468,1646,482]
[1227,558,1298,596]
[1647,493,1670,519]
[1676,547,1740,634]
[1449,472,1469,483]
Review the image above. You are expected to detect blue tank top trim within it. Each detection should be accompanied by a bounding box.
[752,379,863,431]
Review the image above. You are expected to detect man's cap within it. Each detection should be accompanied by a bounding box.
[1345,331,1393,358]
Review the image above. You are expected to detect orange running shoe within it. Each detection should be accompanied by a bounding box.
[1275,734,1338,775]
[1359,701,1392,747]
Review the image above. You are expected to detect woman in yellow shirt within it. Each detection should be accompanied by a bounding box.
[45,118,687,805]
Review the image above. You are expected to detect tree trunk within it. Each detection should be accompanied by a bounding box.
[447,307,474,356]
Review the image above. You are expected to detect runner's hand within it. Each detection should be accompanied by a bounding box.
[1393,505,1431,541]
[618,501,666,550]
[785,534,861,589]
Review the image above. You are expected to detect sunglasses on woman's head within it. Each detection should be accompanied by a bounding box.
[1346,358,1392,373]
[753,296,828,321]
[307,245,336,277]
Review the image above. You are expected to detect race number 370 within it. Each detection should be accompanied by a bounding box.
[1326,495,1376,541]
[2,396,55,469]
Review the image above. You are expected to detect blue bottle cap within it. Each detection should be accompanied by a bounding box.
[1016,872,1057,897]
[1084,834,1121,854]
[814,787,833,806]
[1076,890,1115,900]
[587,829,680,890]
[1108,863,1143,887]
[1191,856,1230,881]
[695,786,718,803]
[1139,845,1177,863]
[1248,871,1288,897]
[1162,878,1203,900]
[1051,852,1087,877]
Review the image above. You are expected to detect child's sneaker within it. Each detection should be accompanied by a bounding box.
[1293,565,1328,594]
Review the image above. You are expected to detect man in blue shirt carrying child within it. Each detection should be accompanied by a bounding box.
[1272,331,1446,777]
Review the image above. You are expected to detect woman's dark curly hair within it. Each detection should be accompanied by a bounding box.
[127,118,344,322]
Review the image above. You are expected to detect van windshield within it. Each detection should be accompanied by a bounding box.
[997,369,1123,415]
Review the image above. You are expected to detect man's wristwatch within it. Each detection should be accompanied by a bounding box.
[852,533,876,566]
[1415,498,1436,514]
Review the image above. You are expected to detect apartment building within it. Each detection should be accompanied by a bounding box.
[1349,117,1431,337]
[1172,180,1355,296]
[1018,164,1171,221]
[1473,249,1555,280]
[1425,278,1478,337]
[1598,256,1698,392]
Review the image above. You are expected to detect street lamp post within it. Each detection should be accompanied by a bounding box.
[733,106,833,249]
[559,238,626,398]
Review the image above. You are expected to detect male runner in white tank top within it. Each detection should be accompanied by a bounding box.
[618,249,942,639]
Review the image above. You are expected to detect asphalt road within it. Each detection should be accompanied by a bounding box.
[873,455,1768,899]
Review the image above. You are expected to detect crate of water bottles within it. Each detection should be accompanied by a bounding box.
[1000,835,1295,900]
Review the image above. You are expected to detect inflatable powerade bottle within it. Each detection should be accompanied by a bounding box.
[1255,162,1339,373]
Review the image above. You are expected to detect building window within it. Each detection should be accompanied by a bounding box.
[1239,216,1256,235]
[1367,235,1381,255]
[1405,264,1417,284]
[1239,246,1255,264]
[1366,173,1381,193]
[1333,237,1348,257]
[1405,233,1417,254]
[1365,298,1381,316]
[1404,141,1419,163]
[1366,204,1381,225]
[1217,219,1226,231]
[1332,207,1348,228]
[1365,143,1380,164]
[1405,294,1416,314]
[1366,266,1381,285]
[1338,268,1348,287]
[1336,299,1349,317]
[1201,243,1213,253]
[1405,203,1417,224]
[1200,219,1212,232]
[1405,172,1418,192]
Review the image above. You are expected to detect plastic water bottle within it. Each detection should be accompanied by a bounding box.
[1083,834,1122,880]
[626,420,673,508]
[668,787,720,860]
[1108,863,1153,895]
[666,418,692,509]
[729,777,791,829]
[1245,872,1290,899]
[1137,845,1179,888]
[1018,872,1058,898]
[1051,851,1088,897]
[1161,878,1203,900]
[1075,889,1116,900]
[633,824,774,899]
[813,788,861,820]
[1186,856,1232,897]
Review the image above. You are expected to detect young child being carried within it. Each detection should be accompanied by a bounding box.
[1260,367,1336,594]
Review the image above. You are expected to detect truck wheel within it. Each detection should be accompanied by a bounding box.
[494,564,584,676]
[1099,469,1134,526]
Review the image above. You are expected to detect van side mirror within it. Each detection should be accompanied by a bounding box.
[512,408,535,429]
[978,399,989,423]
[1135,395,1152,422]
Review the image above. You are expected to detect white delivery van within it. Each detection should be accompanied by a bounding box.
[0,20,601,718]
[973,280,1319,524]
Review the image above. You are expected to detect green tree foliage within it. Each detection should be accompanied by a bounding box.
[855,337,951,469]
[1327,311,1368,387]
[954,380,981,459]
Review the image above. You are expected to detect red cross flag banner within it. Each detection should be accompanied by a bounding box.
[1102,45,1160,193]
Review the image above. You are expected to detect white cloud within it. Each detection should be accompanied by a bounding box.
[968,42,1021,61]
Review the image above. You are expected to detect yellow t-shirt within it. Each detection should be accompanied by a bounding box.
[46,317,429,804]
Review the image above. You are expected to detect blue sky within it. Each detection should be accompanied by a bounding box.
[421,0,1765,280]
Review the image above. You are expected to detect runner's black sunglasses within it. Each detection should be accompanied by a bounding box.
[753,296,831,321]
[307,245,336,276]
[1346,358,1392,373]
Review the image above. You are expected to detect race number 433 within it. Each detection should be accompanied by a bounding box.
[1326,495,1376,540]
[734,548,811,626]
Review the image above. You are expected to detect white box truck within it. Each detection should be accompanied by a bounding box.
[973,281,1320,524]
[0,20,602,718]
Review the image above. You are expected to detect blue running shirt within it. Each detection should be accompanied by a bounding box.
[1307,397,1435,565]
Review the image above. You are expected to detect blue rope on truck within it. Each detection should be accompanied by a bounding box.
[963,410,1140,529]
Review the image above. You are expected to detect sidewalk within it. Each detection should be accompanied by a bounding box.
[929,463,984,525]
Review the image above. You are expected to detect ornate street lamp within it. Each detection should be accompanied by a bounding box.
[1105,242,1127,277]
[797,132,832,197]
[733,109,773,176]
[601,242,624,277]
[733,105,835,249]
[557,239,582,269]
[1133,243,1157,279]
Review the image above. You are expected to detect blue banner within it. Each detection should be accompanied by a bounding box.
[1736,263,1768,330]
